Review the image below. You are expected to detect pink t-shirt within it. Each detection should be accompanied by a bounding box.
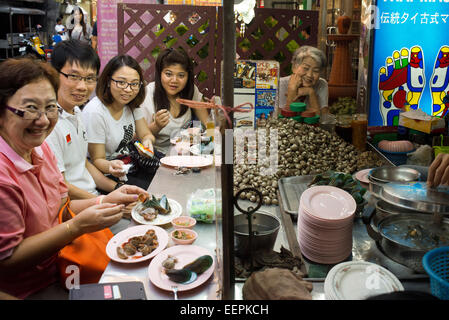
[0,137,68,299]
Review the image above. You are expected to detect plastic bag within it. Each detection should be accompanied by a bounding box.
[186,188,221,223]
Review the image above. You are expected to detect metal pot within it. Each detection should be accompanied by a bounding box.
[363,210,449,273]
[234,212,280,258]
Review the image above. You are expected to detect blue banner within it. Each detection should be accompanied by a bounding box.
[369,1,449,125]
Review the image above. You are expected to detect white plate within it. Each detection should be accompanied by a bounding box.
[324,261,404,300]
[160,155,214,168]
[131,198,182,226]
[106,225,168,264]
[148,245,215,292]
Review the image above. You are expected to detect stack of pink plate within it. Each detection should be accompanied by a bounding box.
[297,186,356,265]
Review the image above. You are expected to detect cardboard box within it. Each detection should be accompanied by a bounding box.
[398,110,445,134]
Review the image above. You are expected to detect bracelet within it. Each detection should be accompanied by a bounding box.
[96,195,105,205]
[66,222,74,237]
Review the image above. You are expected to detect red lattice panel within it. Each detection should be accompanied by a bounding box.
[117,4,218,98]
[117,5,318,98]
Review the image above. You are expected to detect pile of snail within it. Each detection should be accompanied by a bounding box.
[233,118,386,205]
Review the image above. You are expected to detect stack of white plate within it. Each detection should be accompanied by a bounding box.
[297,186,356,265]
[324,261,404,300]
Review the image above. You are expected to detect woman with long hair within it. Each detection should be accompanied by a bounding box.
[141,48,209,154]
[68,6,92,44]
[82,54,156,190]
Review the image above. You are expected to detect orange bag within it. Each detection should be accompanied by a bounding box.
[57,198,113,286]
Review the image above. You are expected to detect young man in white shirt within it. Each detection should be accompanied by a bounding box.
[46,39,121,199]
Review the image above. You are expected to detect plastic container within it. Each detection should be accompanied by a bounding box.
[304,115,320,124]
[352,113,368,151]
[301,110,316,118]
[293,115,303,122]
[289,102,306,112]
[422,246,449,300]
[320,113,336,134]
[377,143,415,165]
[281,107,299,118]
[336,114,352,143]
[433,135,449,158]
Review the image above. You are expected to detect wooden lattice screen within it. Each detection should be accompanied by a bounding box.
[117,4,318,98]
[117,3,217,98]
[221,8,318,75]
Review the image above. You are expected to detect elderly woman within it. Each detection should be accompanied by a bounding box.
[0,57,146,299]
[279,46,329,115]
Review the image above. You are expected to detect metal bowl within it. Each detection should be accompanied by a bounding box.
[368,175,385,198]
[368,166,421,184]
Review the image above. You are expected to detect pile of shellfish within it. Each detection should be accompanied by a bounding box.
[233,118,386,205]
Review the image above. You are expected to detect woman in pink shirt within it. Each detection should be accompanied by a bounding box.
[0,57,147,299]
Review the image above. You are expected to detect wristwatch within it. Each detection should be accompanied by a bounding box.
[114,182,125,190]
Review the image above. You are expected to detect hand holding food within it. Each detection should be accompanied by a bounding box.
[104,184,149,205]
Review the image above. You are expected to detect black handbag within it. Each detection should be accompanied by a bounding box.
[128,143,164,175]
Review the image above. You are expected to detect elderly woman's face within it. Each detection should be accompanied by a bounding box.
[293,56,321,87]
[0,79,57,157]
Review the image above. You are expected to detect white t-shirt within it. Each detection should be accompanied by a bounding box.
[54,24,68,41]
[278,76,328,109]
[46,106,98,195]
[82,96,144,160]
[140,82,203,154]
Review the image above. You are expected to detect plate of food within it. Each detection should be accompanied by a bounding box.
[106,225,168,264]
[160,155,214,168]
[148,245,215,292]
[131,194,182,226]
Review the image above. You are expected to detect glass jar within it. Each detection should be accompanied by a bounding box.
[352,113,368,151]
[335,114,352,143]
[319,113,336,134]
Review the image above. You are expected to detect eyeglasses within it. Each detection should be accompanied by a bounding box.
[59,71,97,84]
[5,104,60,120]
[111,78,142,91]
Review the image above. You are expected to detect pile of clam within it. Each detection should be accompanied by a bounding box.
[233,118,361,205]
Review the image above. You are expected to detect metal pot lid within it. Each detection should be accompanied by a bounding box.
[378,213,449,251]
[380,182,449,214]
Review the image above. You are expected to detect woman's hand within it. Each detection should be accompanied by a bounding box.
[108,159,125,177]
[138,136,155,158]
[71,203,125,235]
[154,109,170,130]
[427,153,449,187]
[286,73,309,106]
[104,184,149,205]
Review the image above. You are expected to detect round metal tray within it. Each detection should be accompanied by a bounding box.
[380,182,449,214]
